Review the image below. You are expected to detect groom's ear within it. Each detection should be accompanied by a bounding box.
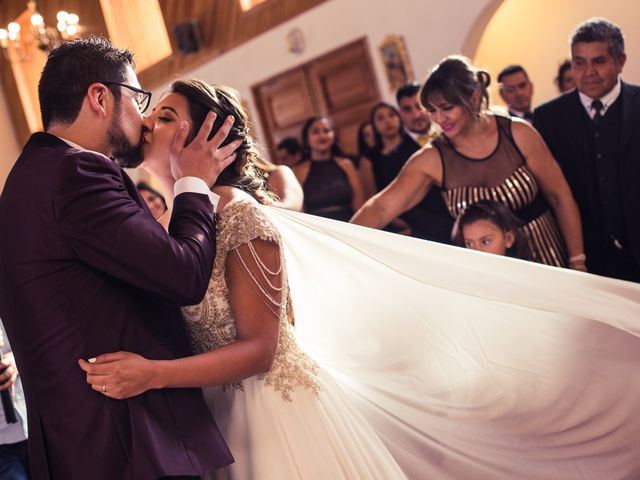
[86,83,110,118]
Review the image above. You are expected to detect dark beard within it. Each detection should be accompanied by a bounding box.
[108,104,144,168]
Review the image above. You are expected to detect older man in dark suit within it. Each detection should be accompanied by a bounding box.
[0,37,241,479]
[534,18,640,282]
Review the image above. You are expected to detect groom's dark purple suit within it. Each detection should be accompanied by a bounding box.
[0,133,233,479]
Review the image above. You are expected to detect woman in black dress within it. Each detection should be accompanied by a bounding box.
[293,115,364,222]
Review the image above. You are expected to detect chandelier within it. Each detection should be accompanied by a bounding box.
[0,1,80,61]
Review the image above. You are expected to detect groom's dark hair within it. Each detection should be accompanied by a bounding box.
[38,35,135,130]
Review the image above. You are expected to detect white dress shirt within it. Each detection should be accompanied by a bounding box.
[579,78,622,119]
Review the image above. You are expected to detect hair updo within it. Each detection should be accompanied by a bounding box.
[420,55,491,116]
[170,79,275,205]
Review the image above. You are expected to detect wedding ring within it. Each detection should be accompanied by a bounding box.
[102,384,107,393]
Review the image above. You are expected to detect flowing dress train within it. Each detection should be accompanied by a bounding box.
[185,198,640,479]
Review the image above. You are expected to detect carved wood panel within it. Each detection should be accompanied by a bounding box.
[0,0,328,144]
[252,38,380,160]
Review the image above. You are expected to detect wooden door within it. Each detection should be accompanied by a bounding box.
[252,38,379,161]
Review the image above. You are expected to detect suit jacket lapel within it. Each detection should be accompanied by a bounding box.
[121,167,147,210]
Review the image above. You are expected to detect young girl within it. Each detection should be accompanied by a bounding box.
[453,200,532,260]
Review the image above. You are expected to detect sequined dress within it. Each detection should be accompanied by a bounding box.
[181,199,406,480]
[433,115,567,266]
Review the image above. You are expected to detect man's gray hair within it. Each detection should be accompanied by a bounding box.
[571,17,625,60]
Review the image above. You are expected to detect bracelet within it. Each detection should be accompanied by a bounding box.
[569,253,586,264]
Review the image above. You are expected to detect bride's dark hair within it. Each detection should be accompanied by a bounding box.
[170,79,275,205]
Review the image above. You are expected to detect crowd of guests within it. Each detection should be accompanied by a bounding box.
[133,16,637,284]
[251,17,638,284]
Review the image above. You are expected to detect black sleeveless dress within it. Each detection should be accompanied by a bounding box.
[432,115,567,267]
[302,159,353,222]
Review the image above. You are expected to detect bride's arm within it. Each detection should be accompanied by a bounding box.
[79,238,282,399]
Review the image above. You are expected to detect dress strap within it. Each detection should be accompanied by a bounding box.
[495,115,528,165]
[232,240,283,317]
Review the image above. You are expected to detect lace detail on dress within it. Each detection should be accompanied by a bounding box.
[182,198,319,401]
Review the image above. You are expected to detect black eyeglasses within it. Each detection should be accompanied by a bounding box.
[102,82,152,114]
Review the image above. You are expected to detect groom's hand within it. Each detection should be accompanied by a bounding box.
[170,111,243,188]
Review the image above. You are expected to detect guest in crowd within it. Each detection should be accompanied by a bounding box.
[534,18,640,282]
[452,200,532,261]
[395,82,454,243]
[253,156,304,211]
[356,121,376,159]
[355,121,378,198]
[555,59,575,93]
[293,115,364,221]
[396,81,435,146]
[364,102,414,192]
[498,65,534,122]
[275,137,303,168]
[0,321,28,480]
[136,181,167,220]
[353,55,584,269]
[357,103,415,235]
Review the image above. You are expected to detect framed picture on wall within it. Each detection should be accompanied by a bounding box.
[379,35,414,92]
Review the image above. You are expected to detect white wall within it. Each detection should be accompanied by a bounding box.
[475,0,640,109]
[151,0,494,146]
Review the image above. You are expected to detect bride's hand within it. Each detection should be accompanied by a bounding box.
[78,352,159,400]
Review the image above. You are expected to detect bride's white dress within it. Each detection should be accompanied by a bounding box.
[183,198,640,480]
[182,199,407,479]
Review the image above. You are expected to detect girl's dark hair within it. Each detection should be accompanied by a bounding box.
[170,79,275,205]
[555,59,572,92]
[369,102,404,151]
[452,200,532,260]
[420,55,491,117]
[356,121,374,158]
[300,115,344,159]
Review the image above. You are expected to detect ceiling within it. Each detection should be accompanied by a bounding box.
[0,0,327,88]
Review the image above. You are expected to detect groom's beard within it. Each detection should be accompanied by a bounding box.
[109,106,144,168]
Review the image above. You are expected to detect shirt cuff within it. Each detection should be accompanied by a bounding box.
[174,177,220,212]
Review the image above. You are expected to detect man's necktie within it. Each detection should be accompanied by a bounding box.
[591,99,604,125]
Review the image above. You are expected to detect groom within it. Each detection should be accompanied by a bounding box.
[0,37,239,479]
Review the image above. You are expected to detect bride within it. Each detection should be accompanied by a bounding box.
[80,79,640,480]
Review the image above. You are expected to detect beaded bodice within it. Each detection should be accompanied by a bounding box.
[181,199,319,401]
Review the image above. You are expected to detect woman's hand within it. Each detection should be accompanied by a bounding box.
[78,352,159,400]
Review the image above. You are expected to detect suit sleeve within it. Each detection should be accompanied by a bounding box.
[53,151,216,305]
[532,107,553,148]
